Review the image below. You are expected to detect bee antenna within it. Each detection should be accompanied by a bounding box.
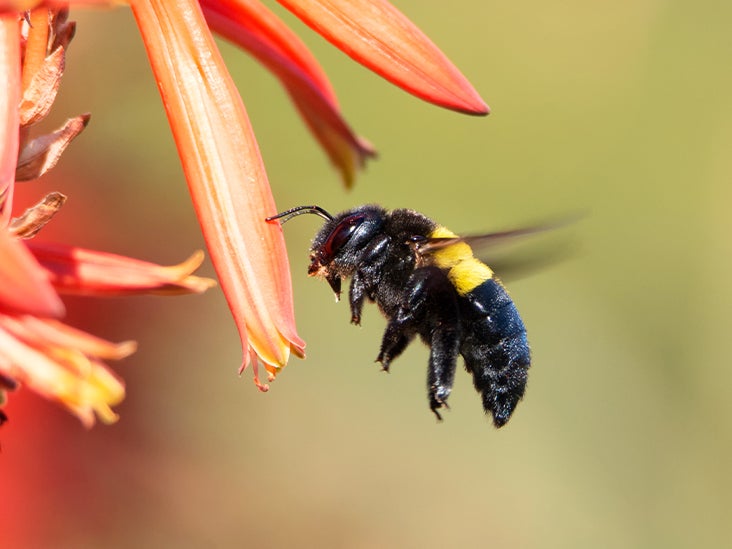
[265,205,334,224]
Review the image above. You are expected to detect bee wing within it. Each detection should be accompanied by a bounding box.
[412,216,580,281]
[411,225,555,255]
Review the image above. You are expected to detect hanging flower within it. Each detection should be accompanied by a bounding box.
[0,8,214,425]
[3,0,488,400]
[128,0,487,390]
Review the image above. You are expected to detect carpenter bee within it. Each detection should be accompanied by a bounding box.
[267,205,535,427]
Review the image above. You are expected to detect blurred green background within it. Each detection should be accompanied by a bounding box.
[3,1,732,547]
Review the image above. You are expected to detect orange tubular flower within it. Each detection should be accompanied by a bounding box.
[29,244,216,296]
[0,7,215,426]
[4,0,488,405]
[199,0,376,188]
[0,222,215,425]
[0,310,132,427]
[0,222,215,426]
[130,0,306,390]
[276,0,489,115]
[129,0,487,389]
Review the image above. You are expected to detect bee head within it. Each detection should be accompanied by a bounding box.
[267,204,386,300]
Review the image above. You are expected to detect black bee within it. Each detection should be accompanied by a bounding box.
[267,205,533,427]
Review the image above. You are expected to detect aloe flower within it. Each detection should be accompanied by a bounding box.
[0,217,215,426]
[3,1,487,407]
[0,8,214,425]
[129,0,487,390]
[0,192,216,426]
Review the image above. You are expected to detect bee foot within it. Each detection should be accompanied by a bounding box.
[375,354,391,372]
[430,390,450,421]
[431,407,444,421]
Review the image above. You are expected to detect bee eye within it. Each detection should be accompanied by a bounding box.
[323,214,365,257]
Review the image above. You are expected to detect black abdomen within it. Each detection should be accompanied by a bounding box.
[459,278,531,427]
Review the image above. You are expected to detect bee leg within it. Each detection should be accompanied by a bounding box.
[379,266,461,419]
[375,267,432,370]
[348,273,366,325]
[394,267,461,420]
[426,309,460,421]
[376,318,415,372]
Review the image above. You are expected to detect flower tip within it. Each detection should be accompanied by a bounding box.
[167,251,217,294]
[96,407,120,426]
[76,404,120,429]
[475,101,491,117]
[114,340,138,360]
[241,358,269,392]
[291,342,306,360]
[182,249,206,270]
[190,276,218,292]
[452,95,490,116]
[340,138,378,189]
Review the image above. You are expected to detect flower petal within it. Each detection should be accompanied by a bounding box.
[28,243,217,295]
[0,314,136,363]
[204,0,338,103]
[201,0,375,187]
[130,0,305,382]
[0,229,65,318]
[277,0,489,114]
[0,315,126,427]
[0,13,20,223]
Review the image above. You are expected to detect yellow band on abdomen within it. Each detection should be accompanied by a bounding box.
[428,226,494,295]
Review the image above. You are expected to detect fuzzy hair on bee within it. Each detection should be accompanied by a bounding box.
[267,204,532,427]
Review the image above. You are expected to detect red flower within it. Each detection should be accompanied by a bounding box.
[0,8,214,424]
[129,0,487,389]
[2,0,487,411]
[0,207,215,426]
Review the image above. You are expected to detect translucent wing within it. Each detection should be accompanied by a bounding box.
[410,224,555,255]
[411,216,580,281]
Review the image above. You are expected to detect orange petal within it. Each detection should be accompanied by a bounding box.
[0,13,20,223]
[277,0,489,115]
[130,0,305,380]
[201,0,375,187]
[0,314,136,363]
[28,243,216,295]
[0,315,126,427]
[203,0,338,103]
[0,229,65,318]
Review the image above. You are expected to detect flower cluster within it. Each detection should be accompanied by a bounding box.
[1,8,214,425]
[1,0,487,425]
